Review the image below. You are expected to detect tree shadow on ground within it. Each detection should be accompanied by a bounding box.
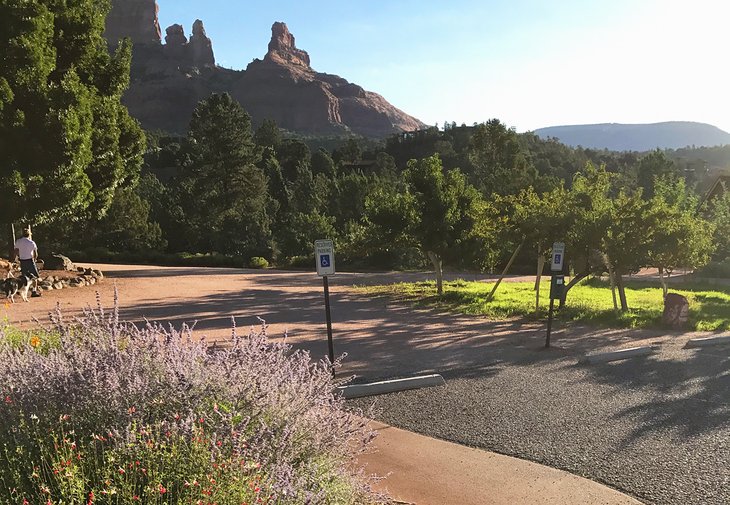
[563,346,730,442]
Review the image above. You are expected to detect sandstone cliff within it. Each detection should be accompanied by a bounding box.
[106,0,425,137]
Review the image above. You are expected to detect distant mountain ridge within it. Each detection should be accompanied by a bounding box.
[534,121,730,151]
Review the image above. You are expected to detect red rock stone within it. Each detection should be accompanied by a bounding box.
[105,3,425,137]
[105,0,161,46]
[190,19,215,68]
[663,293,689,330]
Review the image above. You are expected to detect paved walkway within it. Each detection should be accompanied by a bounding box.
[360,421,642,505]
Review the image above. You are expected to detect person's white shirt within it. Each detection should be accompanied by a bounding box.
[15,237,37,261]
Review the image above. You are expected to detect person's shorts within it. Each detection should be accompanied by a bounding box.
[20,259,39,279]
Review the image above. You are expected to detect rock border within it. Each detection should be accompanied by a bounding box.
[38,267,104,291]
[337,374,445,399]
[579,346,656,365]
[685,335,730,348]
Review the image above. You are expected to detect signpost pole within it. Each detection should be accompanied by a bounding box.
[546,297,554,348]
[323,275,335,377]
[314,239,336,377]
[546,242,565,348]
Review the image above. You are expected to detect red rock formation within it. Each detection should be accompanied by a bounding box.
[234,22,424,137]
[190,20,215,68]
[105,0,161,46]
[105,2,424,138]
[264,21,311,68]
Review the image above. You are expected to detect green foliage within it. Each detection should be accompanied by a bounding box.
[636,150,679,200]
[705,188,730,262]
[177,93,271,257]
[648,181,714,277]
[248,256,269,269]
[467,119,536,196]
[278,211,337,259]
[0,0,144,225]
[91,184,167,252]
[253,118,281,150]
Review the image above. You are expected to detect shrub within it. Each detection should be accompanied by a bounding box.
[249,256,270,269]
[0,294,387,504]
[287,255,314,270]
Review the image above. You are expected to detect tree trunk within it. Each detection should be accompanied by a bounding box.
[659,267,668,298]
[559,270,588,309]
[427,251,444,295]
[7,223,15,259]
[616,274,629,312]
[535,245,545,314]
[486,238,524,302]
[604,252,618,311]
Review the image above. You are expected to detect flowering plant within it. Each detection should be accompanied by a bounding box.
[0,293,385,504]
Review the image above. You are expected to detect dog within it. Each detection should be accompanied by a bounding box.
[2,272,31,303]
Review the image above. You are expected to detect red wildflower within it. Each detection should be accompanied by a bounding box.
[159,484,167,494]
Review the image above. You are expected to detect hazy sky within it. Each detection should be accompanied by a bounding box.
[157,0,730,133]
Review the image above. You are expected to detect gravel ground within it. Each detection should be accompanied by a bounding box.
[349,339,730,505]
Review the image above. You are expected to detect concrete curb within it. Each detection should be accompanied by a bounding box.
[337,374,445,399]
[685,335,730,348]
[580,346,655,364]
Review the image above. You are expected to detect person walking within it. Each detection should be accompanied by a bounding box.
[13,227,41,297]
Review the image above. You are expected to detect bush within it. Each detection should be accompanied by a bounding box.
[0,295,387,504]
[248,256,270,269]
[286,255,315,270]
[697,259,730,278]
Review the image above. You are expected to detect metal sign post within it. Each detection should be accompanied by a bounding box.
[315,239,336,376]
[546,242,565,348]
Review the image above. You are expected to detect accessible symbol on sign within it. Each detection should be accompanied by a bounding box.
[320,254,331,268]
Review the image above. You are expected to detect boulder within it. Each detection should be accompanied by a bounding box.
[663,293,689,330]
[44,254,76,272]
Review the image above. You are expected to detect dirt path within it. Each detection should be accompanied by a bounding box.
[3,263,712,382]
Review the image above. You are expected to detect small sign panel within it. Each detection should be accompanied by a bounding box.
[550,275,565,300]
[551,242,565,272]
[315,239,335,276]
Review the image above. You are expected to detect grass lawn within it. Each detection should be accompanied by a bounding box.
[357,277,730,331]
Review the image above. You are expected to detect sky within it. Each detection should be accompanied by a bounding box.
[157,0,730,133]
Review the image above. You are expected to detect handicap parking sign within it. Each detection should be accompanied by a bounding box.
[314,239,335,276]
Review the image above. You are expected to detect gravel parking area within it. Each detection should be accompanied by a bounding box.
[349,339,730,505]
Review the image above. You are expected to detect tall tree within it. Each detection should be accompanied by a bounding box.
[602,191,655,311]
[510,185,574,312]
[404,155,490,294]
[178,93,270,257]
[467,119,536,196]
[0,0,144,231]
[648,180,714,296]
[560,162,614,307]
[636,150,679,200]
